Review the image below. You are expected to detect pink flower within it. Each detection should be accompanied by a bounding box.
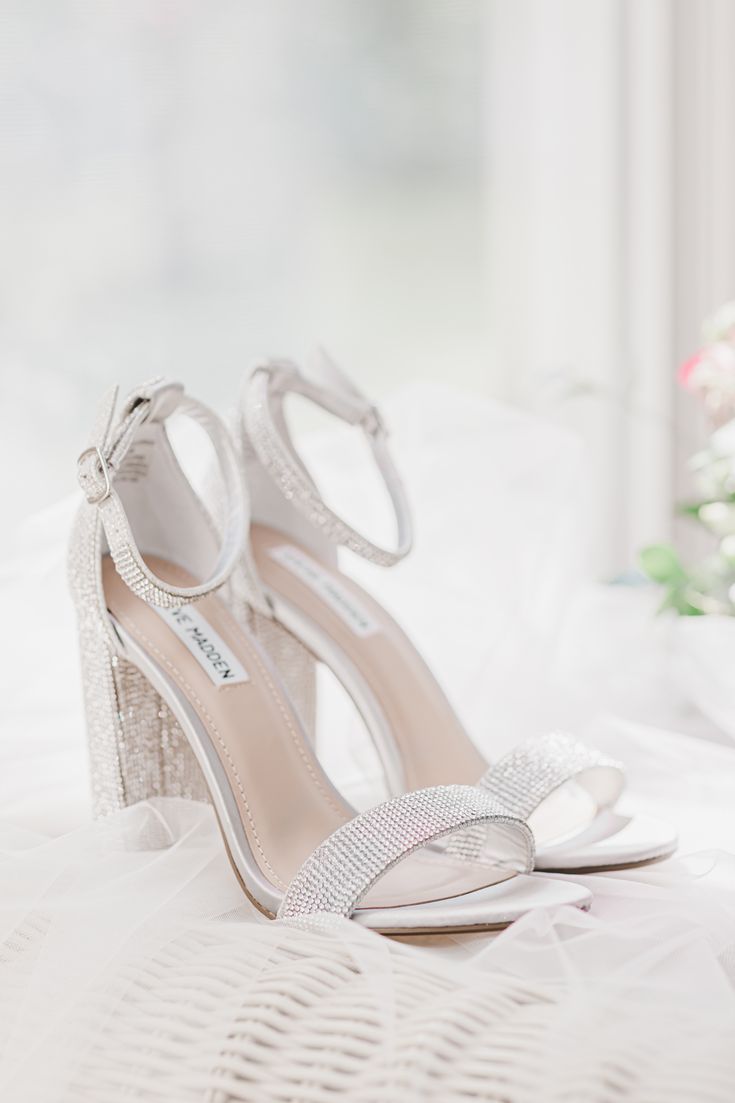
[680,302,735,424]
[681,341,735,425]
[679,351,705,388]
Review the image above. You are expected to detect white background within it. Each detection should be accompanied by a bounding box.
[1,0,735,573]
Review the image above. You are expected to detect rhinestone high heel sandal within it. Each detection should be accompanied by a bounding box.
[239,357,678,873]
[69,378,592,933]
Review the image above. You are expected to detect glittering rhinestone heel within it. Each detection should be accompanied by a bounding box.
[69,375,593,931]
[68,383,231,815]
[239,356,678,873]
[79,620,208,816]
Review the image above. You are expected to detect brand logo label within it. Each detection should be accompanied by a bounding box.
[269,545,380,639]
[154,605,249,687]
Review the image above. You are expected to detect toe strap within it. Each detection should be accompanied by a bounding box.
[478,732,625,822]
[277,785,534,920]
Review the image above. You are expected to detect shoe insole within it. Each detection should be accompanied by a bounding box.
[250,527,487,791]
[102,555,517,912]
[250,526,639,857]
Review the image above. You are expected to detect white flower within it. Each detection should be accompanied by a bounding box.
[703,300,735,344]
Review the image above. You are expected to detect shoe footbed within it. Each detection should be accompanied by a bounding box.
[249,525,674,865]
[103,555,519,913]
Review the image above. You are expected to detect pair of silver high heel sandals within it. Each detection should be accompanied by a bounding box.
[70,360,677,935]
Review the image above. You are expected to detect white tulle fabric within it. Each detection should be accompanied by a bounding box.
[2,384,735,1102]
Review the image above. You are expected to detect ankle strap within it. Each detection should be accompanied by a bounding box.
[244,357,413,567]
[77,378,244,608]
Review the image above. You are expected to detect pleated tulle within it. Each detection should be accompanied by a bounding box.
[1,799,734,1103]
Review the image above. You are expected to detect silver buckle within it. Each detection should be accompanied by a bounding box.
[77,446,112,505]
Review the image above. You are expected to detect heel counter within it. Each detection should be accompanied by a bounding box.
[69,502,208,815]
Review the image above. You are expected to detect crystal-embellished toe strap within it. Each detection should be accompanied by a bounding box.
[277,784,534,920]
[478,732,625,823]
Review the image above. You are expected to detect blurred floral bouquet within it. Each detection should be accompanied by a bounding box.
[641,301,735,615]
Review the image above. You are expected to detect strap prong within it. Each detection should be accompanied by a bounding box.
[77,446,112,505]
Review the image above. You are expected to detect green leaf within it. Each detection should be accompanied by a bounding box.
[678,501,706,518]
[658,589,705,616]
[639,544,687,585]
